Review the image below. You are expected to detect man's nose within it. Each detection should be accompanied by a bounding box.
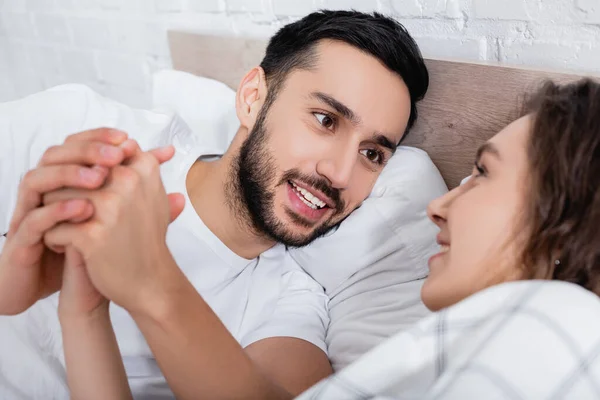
[315,144,357,190]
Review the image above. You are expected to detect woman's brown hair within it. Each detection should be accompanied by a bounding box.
[522,78,600,293]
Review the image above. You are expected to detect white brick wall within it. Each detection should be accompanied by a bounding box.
[1,0,599,106]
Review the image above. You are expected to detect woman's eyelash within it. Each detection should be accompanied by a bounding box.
[474,161,487,176]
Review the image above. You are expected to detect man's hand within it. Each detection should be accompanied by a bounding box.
[0,128,137,315]
[44,147,185,314]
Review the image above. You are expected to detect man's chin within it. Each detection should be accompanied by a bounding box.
[261,208,342,247]
[273,223,339,248]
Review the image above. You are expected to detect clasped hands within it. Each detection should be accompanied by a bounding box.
[0,128,185,320]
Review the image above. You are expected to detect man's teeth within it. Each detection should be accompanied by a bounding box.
[291,182,326,209]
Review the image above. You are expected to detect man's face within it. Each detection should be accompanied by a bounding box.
[237,40,412,247]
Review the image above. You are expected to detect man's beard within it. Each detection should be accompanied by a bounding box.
[227,103,346,248]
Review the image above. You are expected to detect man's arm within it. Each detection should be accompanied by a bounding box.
[246,338,332,396]
[131,256,332,399]
[129,263,332,399]
[132,262,332,399]
[242,265,333,395]
[130,268,295,400]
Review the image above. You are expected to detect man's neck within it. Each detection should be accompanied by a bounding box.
[185,148,276,260]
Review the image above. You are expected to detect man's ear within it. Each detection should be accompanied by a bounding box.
[236,67,268,130]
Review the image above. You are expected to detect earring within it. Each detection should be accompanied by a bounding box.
[554,259,561,266]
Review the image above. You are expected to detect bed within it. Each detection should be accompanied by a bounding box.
[164,31,593,374]
[0,28,594,400]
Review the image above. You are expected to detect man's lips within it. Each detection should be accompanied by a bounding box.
[289,180,335,209]
[287,182,330,221]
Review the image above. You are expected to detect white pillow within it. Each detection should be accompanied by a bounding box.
[152,69,449,370]
[289,147,447,370]
[152,69,238,153]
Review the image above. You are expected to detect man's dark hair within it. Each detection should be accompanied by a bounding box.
[259,10,429,136]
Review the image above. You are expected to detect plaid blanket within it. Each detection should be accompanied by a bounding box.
[298,280,600,400]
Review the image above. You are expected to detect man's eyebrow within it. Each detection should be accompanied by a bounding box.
[310,92,361,125]
[476,142,501,161]
[373,133,398,153]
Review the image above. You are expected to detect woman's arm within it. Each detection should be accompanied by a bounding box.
[58,247,132,400]
[60,307,132,400]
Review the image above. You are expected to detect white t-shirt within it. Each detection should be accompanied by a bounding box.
[0,85,329,399]
[114,146,330,397]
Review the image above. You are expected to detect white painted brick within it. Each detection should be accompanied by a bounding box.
[392,0,449,18]
[577,44,600,73]
[111,20,169,56]
[163,12,236,37]
[12,63,44,97]
[526,24,600,43]
[0,81,16,103]
[69,17,111,49]
[272,0,316,17]
[154,0,182,13]
[34,14,70,43]
[54,0,75,9]
[1,0,600,104]
[416,36,487,61]
[41,73,73,88]
[0,38,7,65]
[0,14,6,36]
[0,70,11,87]
[95,0,119,10]
[445,0,463,19]
[0,39,9,75]
[324,0,380,13]
[3,44,40,98]
[146,54,172,75]
[26,0,55,11]
[502,40,582,71]
[0,39,9,61]
[5,40,30,70]
[96,0,143,11]
[474,0,531,21]
[2,12,36,39]
[96,52,146,90]
[61,49,98,82]
[229,14,279,38]
[73,0,100,11]
[186,0,222,13]
[3,0,27,12]
[28,44,62,80]
[577,0,600,24]
[396,18,462,36]
[227,0,265,13]
[532,2,579,24]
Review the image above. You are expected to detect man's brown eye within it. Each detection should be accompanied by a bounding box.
[314,113,335,129]
[366,150,379,162]
[360,149,382,164]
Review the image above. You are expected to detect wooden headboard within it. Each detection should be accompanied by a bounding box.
[168,31,584,189]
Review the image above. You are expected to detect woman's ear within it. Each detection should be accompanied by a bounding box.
[236,67,268,130]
